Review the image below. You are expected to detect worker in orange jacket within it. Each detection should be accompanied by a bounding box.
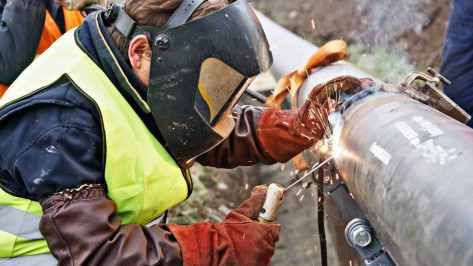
[0,0,102,97]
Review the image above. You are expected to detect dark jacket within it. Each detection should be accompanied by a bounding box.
[440,0,473,127]
[0,0,65,85]
[0,11,275,264]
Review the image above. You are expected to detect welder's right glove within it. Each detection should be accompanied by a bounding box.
[167,185,281,266]
[257,76,375,162]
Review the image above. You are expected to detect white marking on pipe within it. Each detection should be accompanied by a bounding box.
[369,142,392,165]
[412,116,444,137]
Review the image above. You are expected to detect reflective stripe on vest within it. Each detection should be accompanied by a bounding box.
[0,205,42,240]
[0,189,49,257]
[0,26,192,258]
[0,253,57,266]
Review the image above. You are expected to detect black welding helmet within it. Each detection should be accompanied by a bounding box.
[105,0,272,168]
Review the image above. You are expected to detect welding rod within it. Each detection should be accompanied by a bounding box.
[245,88,268,104]
[285,155,334,191]
[258,155,334,223]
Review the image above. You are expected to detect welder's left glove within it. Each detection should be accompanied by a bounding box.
[257,76,375,162]
[167,185,280,266]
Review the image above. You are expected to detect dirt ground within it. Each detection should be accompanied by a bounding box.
[168,1,453,265]
[252,0,452,69]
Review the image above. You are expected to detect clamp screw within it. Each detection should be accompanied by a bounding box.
[345,219,373,248]
[350,224,372,247]
[155,35,170,50]
[427,67,451,86]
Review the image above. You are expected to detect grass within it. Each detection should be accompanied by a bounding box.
[346,44,417,84]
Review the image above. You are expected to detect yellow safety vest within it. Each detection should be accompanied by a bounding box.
[0,29,192,263]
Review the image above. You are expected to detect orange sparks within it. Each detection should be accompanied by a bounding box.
[318,197,322,202]
[245,184,249,190]
[281,163,285,171]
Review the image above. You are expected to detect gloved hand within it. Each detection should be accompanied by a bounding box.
[257,76,375,162]
[55,0,107,10]
[167,185,281,266]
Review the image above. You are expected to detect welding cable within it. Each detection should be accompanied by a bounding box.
[314,155,328,266]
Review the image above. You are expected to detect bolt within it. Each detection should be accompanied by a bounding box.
[350,224,372,247]
[155,35,170,50]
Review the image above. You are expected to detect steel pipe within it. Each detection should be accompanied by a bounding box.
[336,93,473,265]
[256,10,473,266]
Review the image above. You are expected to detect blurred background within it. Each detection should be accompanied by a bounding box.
[167,0,452,265]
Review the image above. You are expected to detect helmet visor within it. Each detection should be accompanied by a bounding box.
[195,57,250,125]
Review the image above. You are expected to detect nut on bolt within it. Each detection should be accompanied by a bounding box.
[155,35,170,49]
[351,225,372,247]
[345,218,373,248]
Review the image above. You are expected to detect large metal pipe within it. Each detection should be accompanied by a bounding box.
[336,93,473,265]
[256,10,473,266]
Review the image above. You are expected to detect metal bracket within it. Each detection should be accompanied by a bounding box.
[399,67,470,124]
[326,178,397,266]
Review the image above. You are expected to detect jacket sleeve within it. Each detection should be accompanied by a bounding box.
[440,0,473,127]
[196,104,277,168]
[40,184,183,266]
[0,0,46,85]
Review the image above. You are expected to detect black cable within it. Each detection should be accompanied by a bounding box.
[315,155,328,266]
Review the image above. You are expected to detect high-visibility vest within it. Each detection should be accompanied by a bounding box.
[0,29,192,263]
[0,8,83,99]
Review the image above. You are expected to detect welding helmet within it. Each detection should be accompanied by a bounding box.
[105,0,272,168]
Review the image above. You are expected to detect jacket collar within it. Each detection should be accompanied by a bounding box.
[76,12,151,114]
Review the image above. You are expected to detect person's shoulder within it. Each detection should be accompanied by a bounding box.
[0,80,102,159]
[0,80,100,126]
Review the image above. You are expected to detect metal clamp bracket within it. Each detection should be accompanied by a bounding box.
[399,67,470,124]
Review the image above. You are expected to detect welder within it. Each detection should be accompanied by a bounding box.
[0,0,100,97]
[0,0,371,264]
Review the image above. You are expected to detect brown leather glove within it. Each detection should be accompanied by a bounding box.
[257,76,375,162]
[167,185,281,266]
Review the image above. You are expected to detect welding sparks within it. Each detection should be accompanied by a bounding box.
[296,188,302,196]
[311,19,316,30]
[245,184,249,190]
[349,259,353,266]
[320,143,329,154]
[299,195,305,202]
